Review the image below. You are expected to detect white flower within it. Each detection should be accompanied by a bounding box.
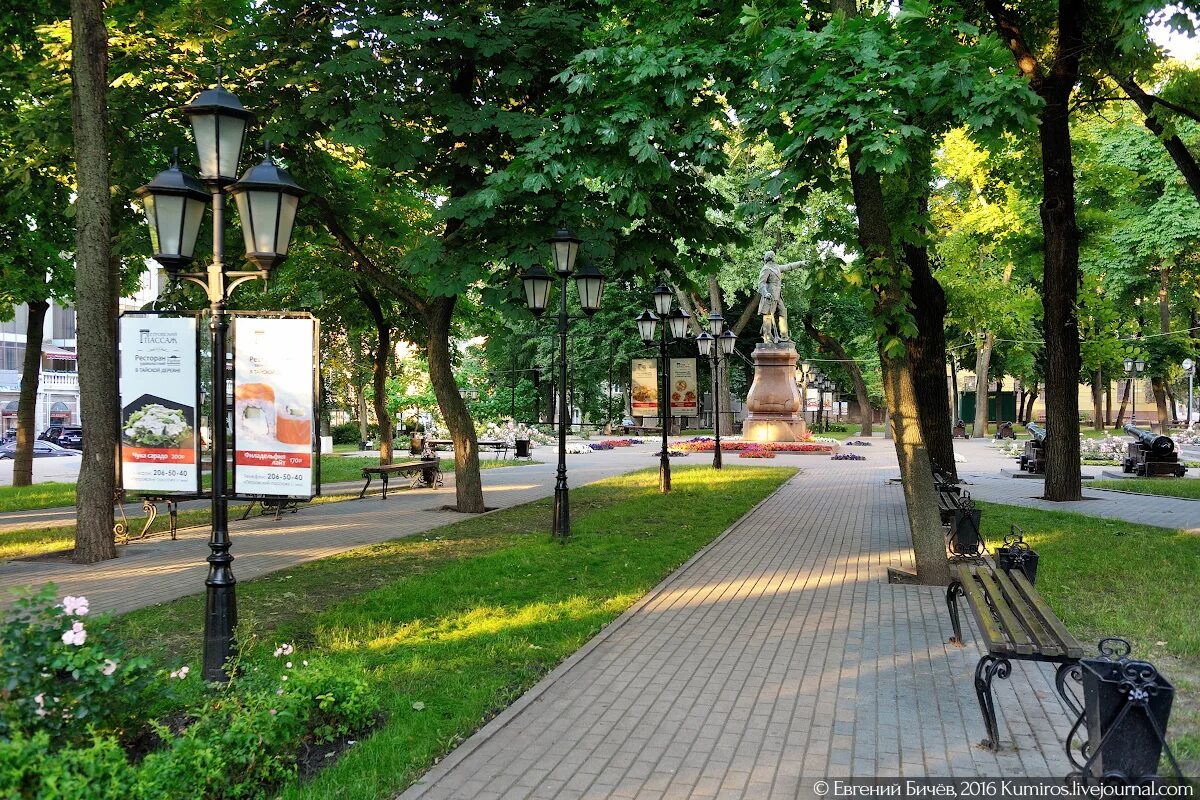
[281,674,288,681]
[276,688,285,696]
[302,660,308,667]
[101,659,118,676]
[285,662,292,669]
[169,665,190,680]
[61,596,89,616]
[61,621,87,646]
[273,643,294,657]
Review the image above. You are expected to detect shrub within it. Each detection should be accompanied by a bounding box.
[330,422,362,445]
[0,586,152,748]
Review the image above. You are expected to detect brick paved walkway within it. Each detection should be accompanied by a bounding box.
[401,456,1074,800]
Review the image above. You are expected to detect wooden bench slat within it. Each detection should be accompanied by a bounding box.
[1007,569,1085,659]
[955,566,1009,651]
[988,563,1064,657]
[974,567,1035,655]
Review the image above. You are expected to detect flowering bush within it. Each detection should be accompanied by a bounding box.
[475,420,555,447]
[845,440,872,447]
[565,443,593,454]
[1175,427,1199,446]
[676,438,833,454]
[588,442,615,450]
[600,438,643,447]
[1079,435,1128,464]
[811,436,839,444]
[738,444,776,459]
[0,586,152,748]
[832,453,866,461]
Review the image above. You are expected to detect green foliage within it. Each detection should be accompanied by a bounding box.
[330,422,363,447]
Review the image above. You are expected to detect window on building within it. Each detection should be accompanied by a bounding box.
[53,307,76,340]
[0,342,25,371]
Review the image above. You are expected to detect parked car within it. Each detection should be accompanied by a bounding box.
[38,425,83,450]
[0,440,80,459]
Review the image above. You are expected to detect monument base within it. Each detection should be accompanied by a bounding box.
[743,417,809,443]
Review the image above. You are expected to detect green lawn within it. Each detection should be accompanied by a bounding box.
[1090,478,1200,500]
[977,501,1200,769]
[110,465,794,800]
[0,481,77,513]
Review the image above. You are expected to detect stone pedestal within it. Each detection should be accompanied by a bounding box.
[742,343,809,442]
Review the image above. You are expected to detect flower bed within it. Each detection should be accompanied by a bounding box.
[600,438,643,447]
[845,440,872,447]
[676,437,833,455]
[738,444,776,459]
[832,453,866,461]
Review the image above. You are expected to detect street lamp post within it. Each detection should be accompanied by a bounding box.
[696,315,736,470]
[521,229,604,540]
[1183,358,1195,427]
[1124,357,1146,426]
[135,77,305,682]
[636,286,689,492]
[823,378,836,430]
[810,371,824,432]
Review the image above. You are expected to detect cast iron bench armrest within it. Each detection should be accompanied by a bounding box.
[946,555,1084,749]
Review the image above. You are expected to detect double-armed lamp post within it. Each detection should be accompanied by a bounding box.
[520,229,605,540]
[1124,357,1146,426]
[695,315,736,469]
[1184,358,1195,427]
[636,286,690,492]
[135,78,305,681]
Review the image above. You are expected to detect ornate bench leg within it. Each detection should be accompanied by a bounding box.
[359,474,372,499]
[240,501,255,521]
[974,655,1012,750]
[138,499,158,539]
[946,581,965,646]
[167,500,178,540]
[381,472,389,500]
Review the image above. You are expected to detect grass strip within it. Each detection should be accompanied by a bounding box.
[1089,478,1200,500]
[977,501,1200,770]
[111,465,795,800]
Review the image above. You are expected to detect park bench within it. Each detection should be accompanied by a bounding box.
[240,498,304,521]
[360,459,443,499]
[946,531,1084,751]
[113,490,189,543]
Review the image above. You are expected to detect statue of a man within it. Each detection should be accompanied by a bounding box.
[757,250,803,344]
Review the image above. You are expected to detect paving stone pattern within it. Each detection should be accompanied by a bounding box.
[401,459,1074,800]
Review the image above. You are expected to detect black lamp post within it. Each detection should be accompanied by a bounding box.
[823,378,836,431]
[696,314,735,470]
[1184,358,1195,427]
[521,228,604,540]
[637,286,689,492]
[798,361,811,427]
[135,76,305,682]
[809,371,824,433]
[1124,357,1146,425]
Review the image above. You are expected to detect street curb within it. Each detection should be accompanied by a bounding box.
[397,467,801,799]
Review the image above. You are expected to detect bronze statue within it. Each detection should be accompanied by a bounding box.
[757,250,803,344]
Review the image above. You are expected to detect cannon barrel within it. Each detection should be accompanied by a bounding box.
[1123,423,1175,455]
[1025,422,1046,442]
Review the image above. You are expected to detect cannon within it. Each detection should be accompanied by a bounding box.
[952,419,968,439]
[1019,422,1046,473]
[994,421,1016,440]
[1122,424,1187,477]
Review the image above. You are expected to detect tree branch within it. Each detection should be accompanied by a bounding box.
[983,0,1043,86]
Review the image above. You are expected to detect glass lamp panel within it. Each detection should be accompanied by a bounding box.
[191,114,219,179]
[574,267,605,312]
[696,332,713,356]
[668,309,690,340]
[233,190,256,257]
[708,313,725,336]
[636,311,657,343]
[248,190,281,254]
[143,195,161,253]
[274,192,300,255]
[522,267,552,313]
[801,361,811,374]
[181,196,205,258]
[552,239,579,275]
[1124,358,1133,373]
[652,285,673,316]
[154,194,185,256]
[1135,359,1146,371]
[216,115,247,181]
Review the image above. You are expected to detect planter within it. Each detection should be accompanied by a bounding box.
[1078,639,1176,781]
[515,439,531,459]
[949,508,981,556]
[995,525,1039,584]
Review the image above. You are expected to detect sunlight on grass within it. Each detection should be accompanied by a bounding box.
[111,465,794,800]
[0,481,77,512]
[1090,478,1200,501]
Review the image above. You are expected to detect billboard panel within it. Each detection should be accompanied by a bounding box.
[669,358,698,417]
[119,315,201,495]
[233,317,316,498]
[631,358,659,416]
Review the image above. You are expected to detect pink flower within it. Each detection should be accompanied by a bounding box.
[169,665,190,680]
[273,643,294,657]
[101,659,118,676]
[269,709,278,715]
[61,621,87,646]
[61,596,89,616]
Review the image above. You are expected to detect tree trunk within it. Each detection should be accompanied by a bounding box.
[70,0,117,563]
[1091,368,1104,431]
[1104,378,1112,427]
[1155,266,1172,430]
[905,237,956,475]
[1166,387,1178,424]
[426,296,484,513]
[972,333,995,438]
[356,388,368,443]
[801,316,873,437]
[709,276,736,431]
[359,286,393,465]
[842,136,949,585]
[1114,379,1130,428]
[13,300,48,487]
[1024,382,1040,425]
[1151,376,1169,430]
[950,362,960,423]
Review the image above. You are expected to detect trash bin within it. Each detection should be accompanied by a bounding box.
[1079,638,1176,781]
[515,439,531,459]
[996,525,1039,584]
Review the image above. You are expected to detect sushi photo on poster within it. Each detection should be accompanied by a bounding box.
[118,316,200,495]
[232,317,316,497]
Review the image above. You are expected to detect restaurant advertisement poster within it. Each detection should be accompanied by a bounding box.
[630,358,659,416]
[233,317,317,498]
[118,314,201,495]
[669,358,698,417]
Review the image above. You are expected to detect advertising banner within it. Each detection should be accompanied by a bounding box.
[669,358,698,417]
[630,358,659,416]
[119,315,200,495]
[233,317,317,498]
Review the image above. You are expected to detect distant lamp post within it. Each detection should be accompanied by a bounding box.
[798,361,812,425]
[1124,357,1146,425]
[521,227,603,540]
[1183,358,1195,427]
[696,314,735,469]
[823,378,836,430]
[636,287,689,492]
[135,75,305,682]
[809,371,825,432]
